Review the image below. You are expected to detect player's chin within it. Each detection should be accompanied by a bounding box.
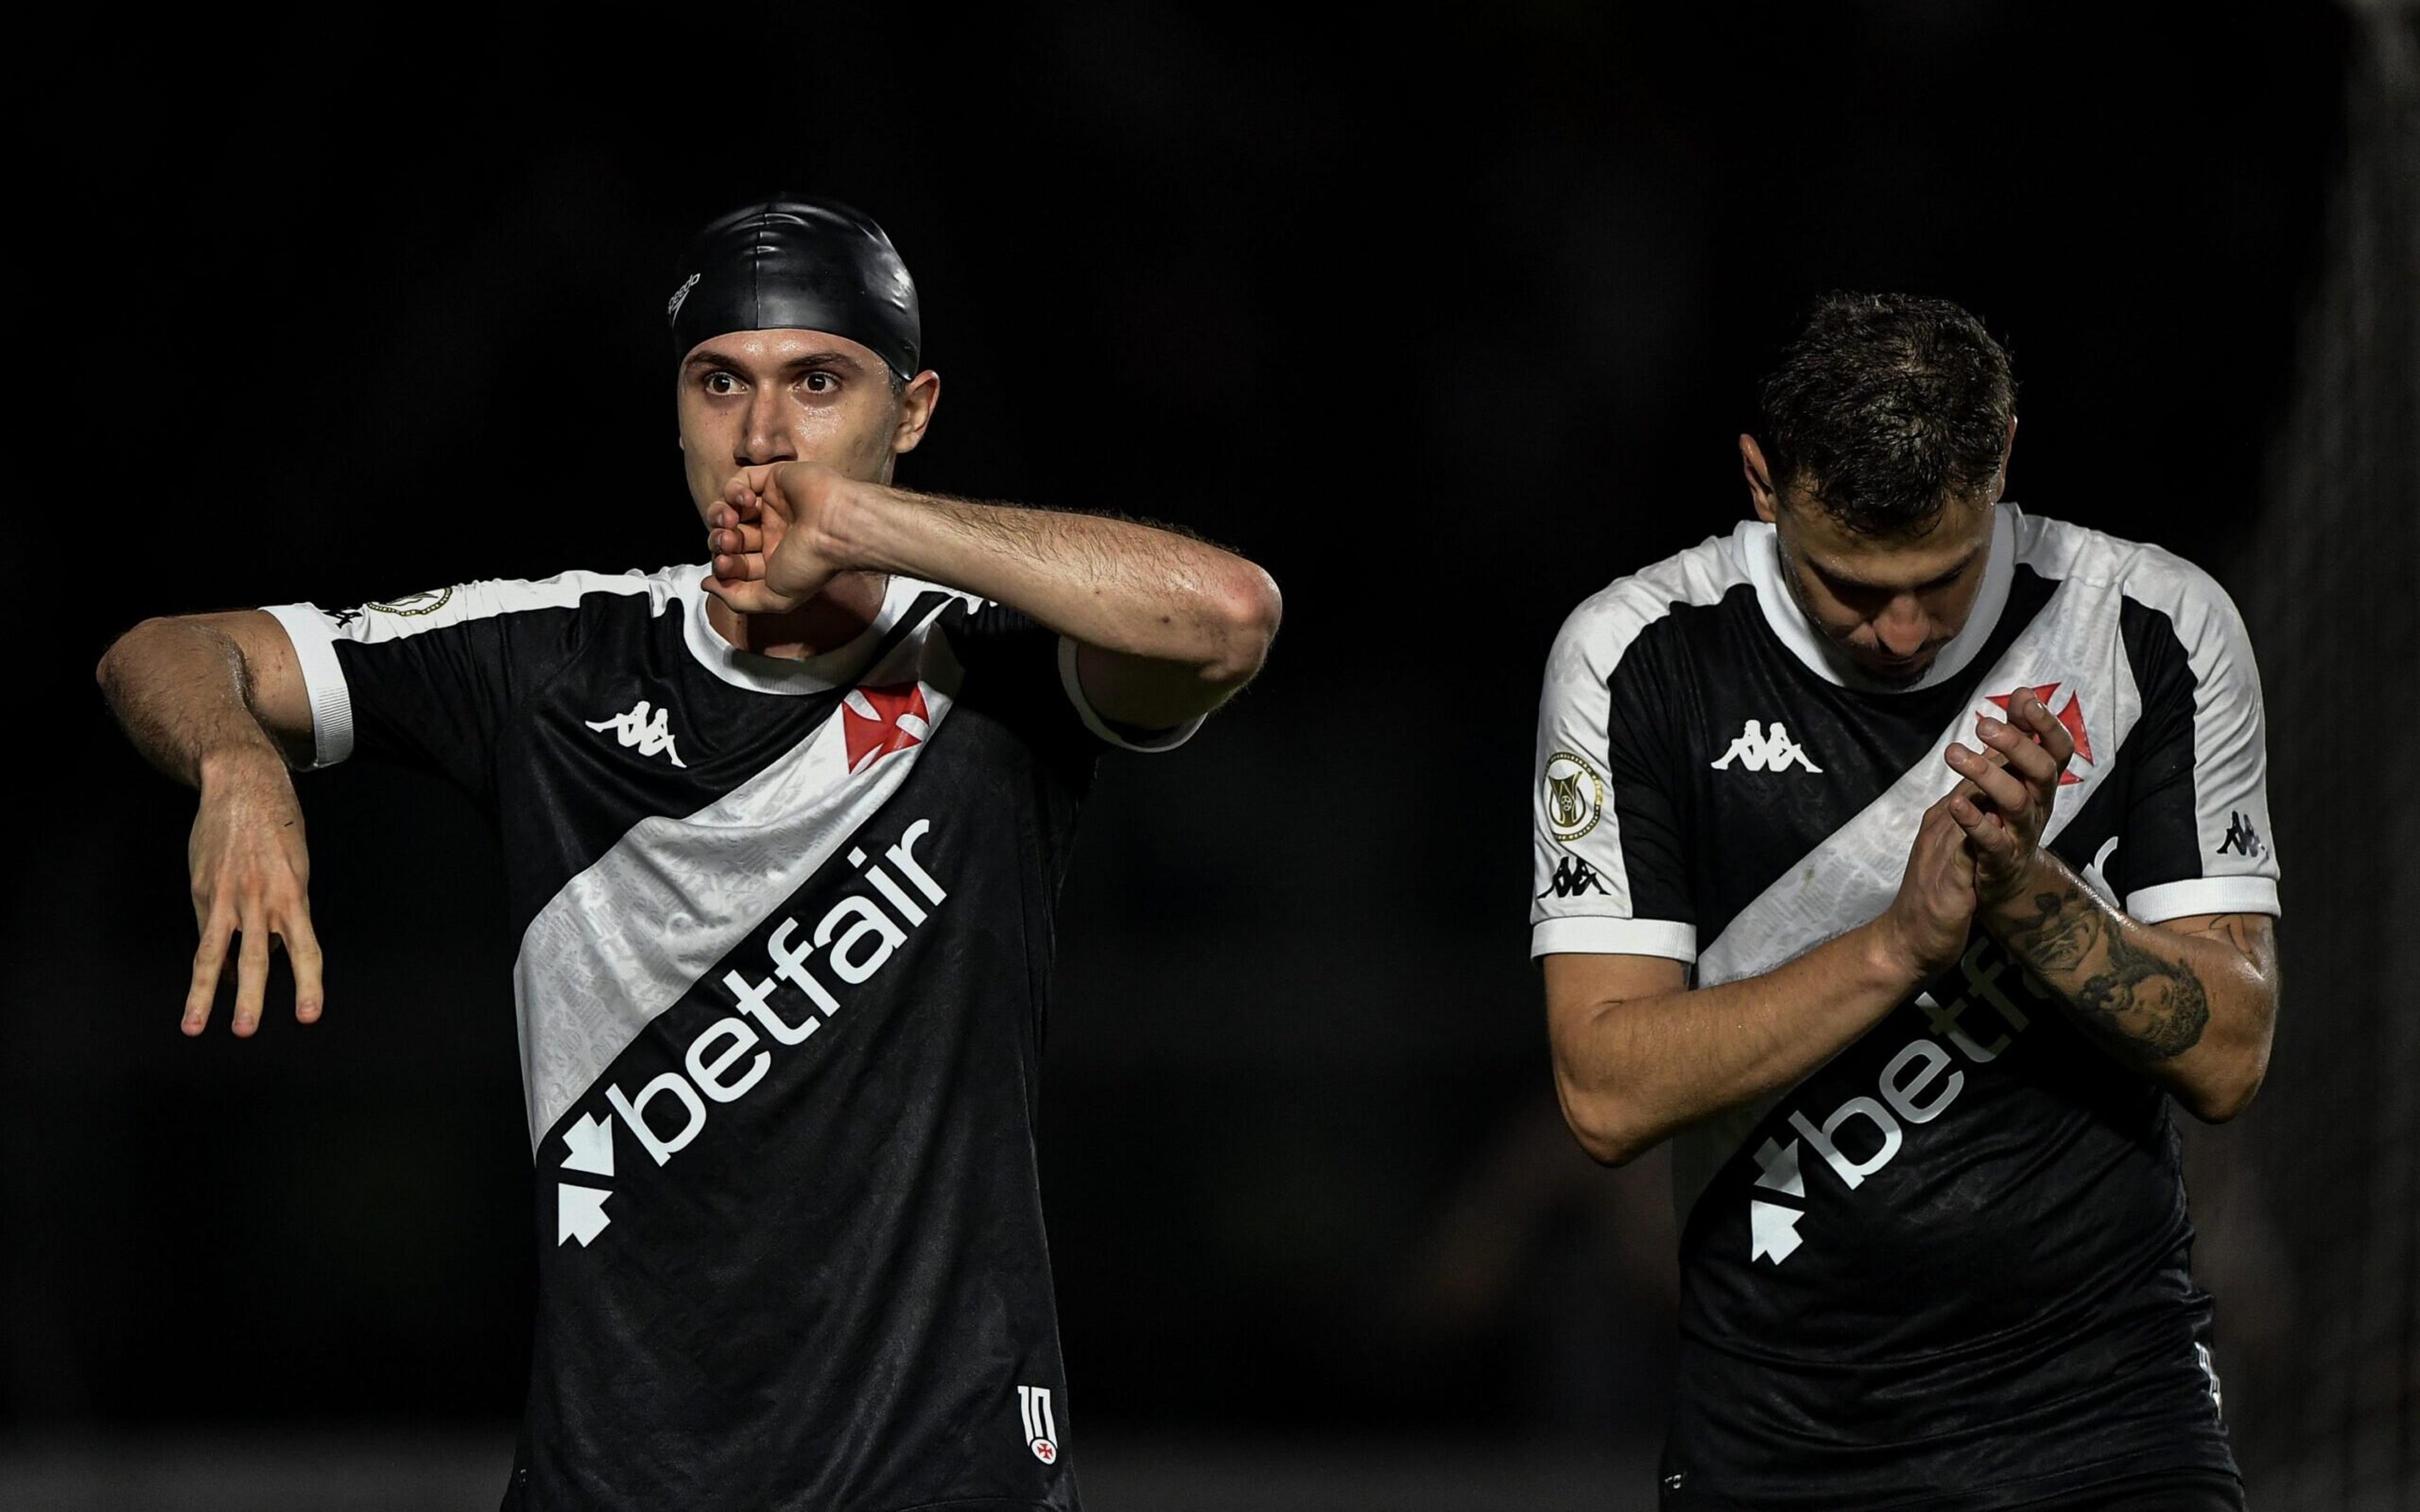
[1859,653,1936,686]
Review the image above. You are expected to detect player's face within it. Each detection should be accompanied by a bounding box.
[675,328,940,518]
[1769,491,1997,686]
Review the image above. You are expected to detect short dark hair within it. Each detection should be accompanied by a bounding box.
[1756,292,2015,537]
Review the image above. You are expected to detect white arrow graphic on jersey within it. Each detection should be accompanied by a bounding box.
[560,1112,614,1178]
[1752,1137,1804,1198]
[1749,1200,1804,1264]
[559,1183,612,1247]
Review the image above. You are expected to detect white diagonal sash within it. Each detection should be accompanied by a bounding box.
[1671,577,2141,1216]
[512,634,954,1149]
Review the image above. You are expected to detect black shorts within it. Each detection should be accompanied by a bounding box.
[2011,1468,2246,1512]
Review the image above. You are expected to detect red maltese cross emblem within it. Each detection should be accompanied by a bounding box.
[1986,681,2093,785]
[841,683,930,773]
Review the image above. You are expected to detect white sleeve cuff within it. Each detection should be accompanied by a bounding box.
[261,604,356,768]
[2126,876,2280,923]
[1530,916,1698,963]
[1056,635,1204,753]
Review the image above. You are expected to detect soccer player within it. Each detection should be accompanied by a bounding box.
[96,198,1281,1510]
[1532,294,2279,1510]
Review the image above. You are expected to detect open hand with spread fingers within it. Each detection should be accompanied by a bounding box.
[1943,684,2075,909]
[703,461,858,616]
[186,745,325,1036]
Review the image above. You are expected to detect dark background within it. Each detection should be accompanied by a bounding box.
[11,6,2414,1508]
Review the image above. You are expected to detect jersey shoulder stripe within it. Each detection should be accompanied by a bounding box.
[264,567,681,766]
[1543,526,1755,688]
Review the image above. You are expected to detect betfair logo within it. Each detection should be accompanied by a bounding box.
[556,818,952,1247]
[1749,936,2044,1264]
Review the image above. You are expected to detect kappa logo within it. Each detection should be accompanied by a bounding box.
[666,271,701,323]
[2216,811,2264,857]
[1711,720,1823,774]
[1017,1384,1061,1465]
[1538,856,1610,900]
[1986,681,2094,786]
[586,700,688,768]
[1748,934,2048,1264]
[842,683,930,773]
[2195,1342,2226,1418]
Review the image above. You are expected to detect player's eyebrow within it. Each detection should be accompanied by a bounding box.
[683,347,868,375]
[1812,544,1985,594]
[778,349,870,374]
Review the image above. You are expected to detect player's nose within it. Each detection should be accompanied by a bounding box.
[1876,597,1930,658]
[734,389,798,467]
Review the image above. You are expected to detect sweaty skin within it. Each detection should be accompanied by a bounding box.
[1546,428,2278,1162]
[98,324,1281,1037]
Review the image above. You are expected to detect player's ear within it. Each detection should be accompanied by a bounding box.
[1741,434,1780,524]
[892,371,941,455]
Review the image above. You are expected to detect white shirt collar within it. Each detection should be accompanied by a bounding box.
[675,570,916,696]
[1741,502,2019,694]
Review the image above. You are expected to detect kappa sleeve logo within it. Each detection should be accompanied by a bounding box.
[2216,811,2264,857]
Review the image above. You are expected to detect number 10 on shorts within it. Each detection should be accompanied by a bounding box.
[1017,1383,1060,1464]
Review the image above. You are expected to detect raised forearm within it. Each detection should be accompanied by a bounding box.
[831,480,1281,685]
[97,617,294,788]
[1983,853,2276,1120]
[1551,919,1928,1165]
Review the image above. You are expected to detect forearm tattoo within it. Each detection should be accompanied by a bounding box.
[1999,888,2211,1060]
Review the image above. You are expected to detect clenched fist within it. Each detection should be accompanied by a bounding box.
[702,462,862,616]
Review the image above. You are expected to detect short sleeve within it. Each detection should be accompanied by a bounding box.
[261,573,617,803]
[1530,596,1698,962]
[940,602,1204,759]
[2109,571,2281,923]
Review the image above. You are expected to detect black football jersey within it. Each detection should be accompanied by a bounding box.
[268,566,1196,1511]
[1529,506,2278,1509]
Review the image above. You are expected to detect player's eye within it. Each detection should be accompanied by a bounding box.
[701,371,744,396]
[798,372,839,394]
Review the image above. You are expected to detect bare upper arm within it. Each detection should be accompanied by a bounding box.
[1541,952,1690,1048]
[185,609,316,758]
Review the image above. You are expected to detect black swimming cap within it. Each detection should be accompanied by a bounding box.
[667,198,921,380]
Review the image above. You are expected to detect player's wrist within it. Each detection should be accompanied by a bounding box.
[1860,912,1935,995]
[195,733,291,794]
[802,472,889,573]
[1978,849,2065,931]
